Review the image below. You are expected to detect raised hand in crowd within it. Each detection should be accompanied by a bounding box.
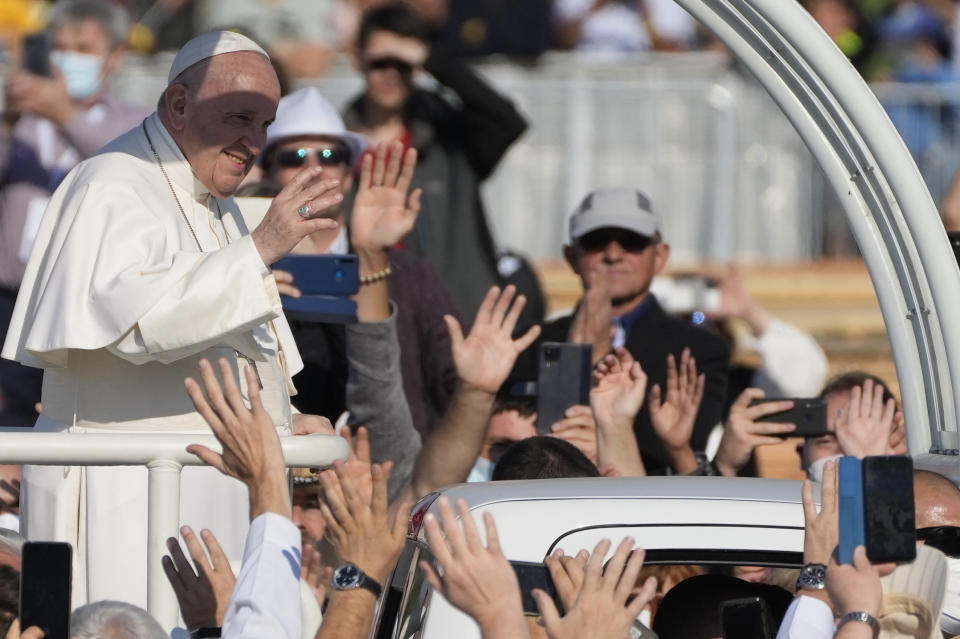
[550,405,598,463]
[395,286,541,503]
[316,461,410,639]
[338,424,374,506]
[713,389,795,477]
[3,620,43,639]
[184,358,291,521]
[798,459,837,608]
[302,544,333,612]
[834,379,899,458]
[568,267,615,365]
[590,347,648,476]
[4,67,74,128]
[704,264,772,336]
[544,548,589,613]
[648,348,705,474]
[420,497,530,639]
[162,525,236,630]
[533,537,658,639]
[447,285,541,395]
[827,546,894,638]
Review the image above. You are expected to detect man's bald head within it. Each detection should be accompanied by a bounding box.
[159,50,280,197]
[915,469,960,528]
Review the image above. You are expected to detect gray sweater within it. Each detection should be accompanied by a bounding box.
[345,307,421,500]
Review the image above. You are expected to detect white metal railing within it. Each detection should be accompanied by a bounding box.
[0,431,349,630]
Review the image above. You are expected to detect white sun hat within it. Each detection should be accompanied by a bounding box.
[264,87,368,164]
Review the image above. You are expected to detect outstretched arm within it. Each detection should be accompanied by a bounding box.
[397,285,541,504]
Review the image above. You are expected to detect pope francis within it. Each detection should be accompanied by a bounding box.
[1,32,342,607]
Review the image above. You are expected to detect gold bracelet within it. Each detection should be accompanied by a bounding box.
[359,264,392,285]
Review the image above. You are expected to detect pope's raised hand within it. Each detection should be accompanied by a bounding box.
[251,166,344,266]
[445,286,541,395]
[350,140,422,254]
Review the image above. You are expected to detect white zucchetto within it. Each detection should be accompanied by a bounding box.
[167,30,270,85]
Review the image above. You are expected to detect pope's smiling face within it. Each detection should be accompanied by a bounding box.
[163,51,280,197]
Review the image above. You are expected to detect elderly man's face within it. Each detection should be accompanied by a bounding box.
[565,228,670,305]
[170,52,281,198]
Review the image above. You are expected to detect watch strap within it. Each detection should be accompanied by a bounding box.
[357,571,383,598]
[836,611,880,639]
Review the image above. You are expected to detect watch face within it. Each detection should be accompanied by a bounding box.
[335,564,361,588]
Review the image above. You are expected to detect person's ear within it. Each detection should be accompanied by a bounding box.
[653,241,670,274]
[164,84,189,132]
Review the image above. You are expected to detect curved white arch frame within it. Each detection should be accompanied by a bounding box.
[672,0,960,455]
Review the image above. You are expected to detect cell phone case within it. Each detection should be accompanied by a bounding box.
[535,343,592,434]
[838,456,865,565]
[281,295,357,324]
[272,254,359,297]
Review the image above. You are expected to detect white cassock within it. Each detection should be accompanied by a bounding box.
[1,113,303,609]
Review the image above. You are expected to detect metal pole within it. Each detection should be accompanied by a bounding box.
[147,459,182,629]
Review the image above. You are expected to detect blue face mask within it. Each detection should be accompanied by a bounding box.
[50,51,104,100]
[467,456,494,483]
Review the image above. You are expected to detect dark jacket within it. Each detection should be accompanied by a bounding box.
[343,47,528,318]
[290,249,460,438]
[519,295,730,474]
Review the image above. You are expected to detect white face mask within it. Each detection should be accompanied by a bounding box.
[941,556,960,635]
[50,51,104,100]
[806,454,843,483]
[467,456,494,483]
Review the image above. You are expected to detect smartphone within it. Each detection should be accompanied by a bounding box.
[535,343,592,435]
[510,561,563,617]
[22,33,52,78]
[20,541,72,639]
[947,230,960,267]
[272,254,359,297]
[839,456,916,564]
[862,455,916,563]
[748,398,828,437]
[280,295,357,324]
[720,596,772,639]
[838,456,866,565]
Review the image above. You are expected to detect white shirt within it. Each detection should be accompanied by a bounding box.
[223,512,302,639]
[775,595,834,639]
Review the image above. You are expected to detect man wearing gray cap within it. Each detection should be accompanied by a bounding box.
[523,187,730,475]
[2,31,342,608]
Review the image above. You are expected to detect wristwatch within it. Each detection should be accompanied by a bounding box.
[836,611,880,639]
[333,563,383,598]
[795,562,827,590]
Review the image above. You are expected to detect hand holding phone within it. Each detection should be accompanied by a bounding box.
[536,343,592,435]
[748,397,827,438]
[511,561,563,616]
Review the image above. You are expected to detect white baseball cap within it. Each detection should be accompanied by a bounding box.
[568,187,662,242]
[264,87,368,164]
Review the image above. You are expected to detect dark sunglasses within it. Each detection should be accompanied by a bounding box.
[274,146,351,169]
[917,525,960,557]
[578,228,657,253]
[365,56,414,75]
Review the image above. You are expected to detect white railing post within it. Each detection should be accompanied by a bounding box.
[146,459,183,629]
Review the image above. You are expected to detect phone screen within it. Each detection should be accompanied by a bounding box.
[510,561,563,616]
[721,596,771,639]
[749,398,828,437]
[863,456,916,563]
[20,542,71,639]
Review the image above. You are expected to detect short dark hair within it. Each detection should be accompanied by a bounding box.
[492,436,600,481]
[357,3,429,51]
[492,385,536,419]
[819,371,898,408]
[48,0,130,49]
[0,565,19,637]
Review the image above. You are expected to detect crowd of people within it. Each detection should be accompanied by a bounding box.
[0,1,959,638]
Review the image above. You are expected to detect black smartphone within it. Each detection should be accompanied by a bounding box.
[20,541,72,639]
[535,342,592,435]
[510,561,563,617]
[721,596,772,639]
[22,33,52,78]
[748,398,828,437]
[947,230,960,267]
[862,455,916,563]
[272,254,359,297]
